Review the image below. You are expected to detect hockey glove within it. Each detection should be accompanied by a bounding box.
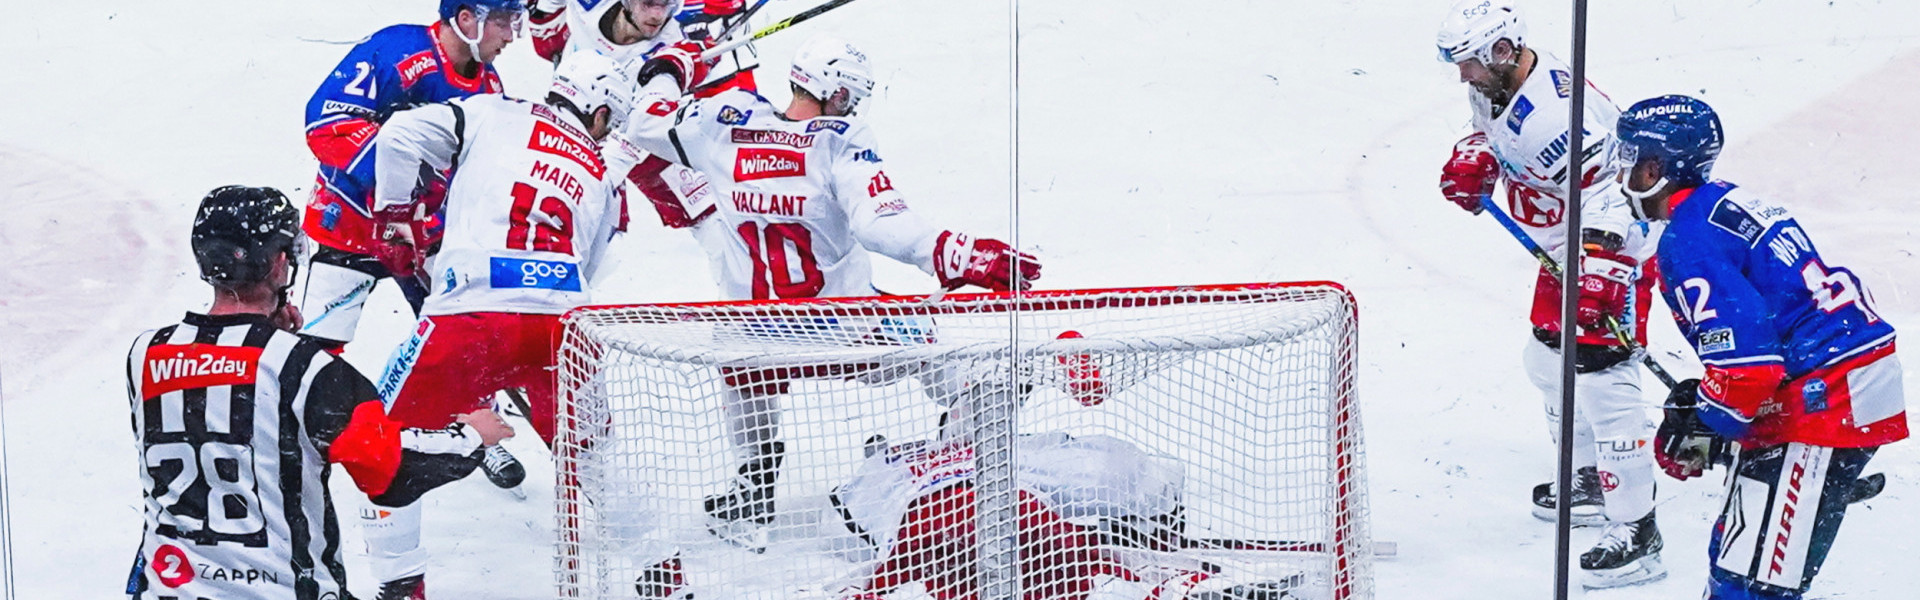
[934,231,1040,292]
[637,40,715,95]
[1655,379,1730,480]
[1439,132,1499,214]
[1575,248,1637,329]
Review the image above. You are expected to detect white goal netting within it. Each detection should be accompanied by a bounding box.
[555,283,1370,600]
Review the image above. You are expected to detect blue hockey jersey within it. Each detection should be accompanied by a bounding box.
[1657,182,1905,447]
[302,22,502,253]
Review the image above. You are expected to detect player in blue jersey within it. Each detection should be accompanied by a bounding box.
[1613,95,1908,600]
[297,0,524,356]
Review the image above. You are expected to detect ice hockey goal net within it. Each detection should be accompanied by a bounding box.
[555,282,1370,599]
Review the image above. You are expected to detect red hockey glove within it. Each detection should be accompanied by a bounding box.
[934,231,1039,292]
[705,0,745,16]
[638,40,716,94]
[1575,248,1636,329]
[1439,132,1499,214]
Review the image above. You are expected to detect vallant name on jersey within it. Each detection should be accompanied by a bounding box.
[732,191,809,217]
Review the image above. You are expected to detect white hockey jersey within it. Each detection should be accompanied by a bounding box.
[835,433,1185,559]
[372,95,622,316]
[547,0,756,88]
[619,87,944,300]
[1469,51,1631,254]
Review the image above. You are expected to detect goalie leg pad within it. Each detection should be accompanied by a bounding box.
[1708,443,1877,597]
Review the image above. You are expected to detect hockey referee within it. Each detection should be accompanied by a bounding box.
[124,185,513,599]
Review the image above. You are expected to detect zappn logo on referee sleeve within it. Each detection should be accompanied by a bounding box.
[143,344,263,399]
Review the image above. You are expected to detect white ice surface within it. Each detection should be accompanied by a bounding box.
[3,1,1917,598]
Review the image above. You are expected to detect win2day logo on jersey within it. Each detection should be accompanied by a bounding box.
[735,148,807,181]
[143,344,263,399]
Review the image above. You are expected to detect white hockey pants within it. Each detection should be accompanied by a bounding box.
[1523,338,1657,522]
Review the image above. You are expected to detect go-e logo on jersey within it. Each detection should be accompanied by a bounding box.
[734,148,807,181]
[490,257,582,292]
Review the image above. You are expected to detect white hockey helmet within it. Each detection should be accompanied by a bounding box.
[1436,0,1526,65]
[789,36,876,113]
[549,51,632,129]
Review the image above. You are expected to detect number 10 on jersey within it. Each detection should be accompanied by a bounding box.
[738,222,824,299]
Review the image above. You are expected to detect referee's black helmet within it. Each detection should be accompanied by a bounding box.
[191,185,301,286]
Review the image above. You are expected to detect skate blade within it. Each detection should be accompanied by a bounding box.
[1581,554,1667,589]
[500,483,528,501]
[1531,505,1607,527]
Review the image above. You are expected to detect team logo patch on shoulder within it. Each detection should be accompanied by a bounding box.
[808,119,849,134]
[1698,327,1736,354]
[717,106,752,126]
[1550,70,1574,99]
[1708,198,1765,245]
[1507,96,1534,135]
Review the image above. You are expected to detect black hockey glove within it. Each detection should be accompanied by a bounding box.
[1655,379,1731,481]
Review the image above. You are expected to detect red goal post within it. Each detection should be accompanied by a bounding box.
[554,282,1371,600]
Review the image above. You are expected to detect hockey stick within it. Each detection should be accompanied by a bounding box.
[1481,198,1891,496]
[707,0,775,45]
[1477,196,1680,388]
[700,0,867,60]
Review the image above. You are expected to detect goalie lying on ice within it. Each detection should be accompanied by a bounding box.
[828,432,1296,600]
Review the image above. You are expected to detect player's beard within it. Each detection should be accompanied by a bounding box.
[1472,64,1521,110]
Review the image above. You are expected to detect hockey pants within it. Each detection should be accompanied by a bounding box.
[1523,338,1657,522]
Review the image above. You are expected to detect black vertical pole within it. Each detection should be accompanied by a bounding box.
[1555,2,1591,600]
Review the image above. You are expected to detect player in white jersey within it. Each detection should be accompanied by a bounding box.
[352,54,628,599]
[1434,0,1664,588]
[530,0,762,282]
[530,0,758,93]
[617,35,1041,548]
[830,433,1293,600]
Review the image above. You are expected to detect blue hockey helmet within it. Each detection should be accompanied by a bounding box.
[1614,95,1724,191]
[440,0,526,23]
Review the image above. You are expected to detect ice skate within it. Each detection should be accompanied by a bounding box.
[705,442,785,550]
[476,444,527,500]
[635,556,693,599]
[1531,466,1606,527]
[1580,511,1666,589]
[375,574,426,600]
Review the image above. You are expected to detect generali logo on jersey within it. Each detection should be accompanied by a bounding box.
[143,344,263,399]
[734,148,807,181]
[528,120,606,178]
[730,128,815,149]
